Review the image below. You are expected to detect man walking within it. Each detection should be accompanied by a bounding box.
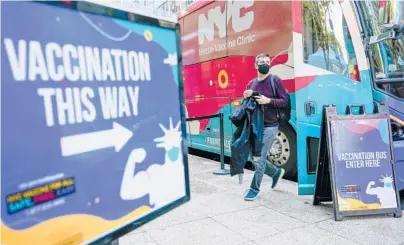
[243,53,289,201]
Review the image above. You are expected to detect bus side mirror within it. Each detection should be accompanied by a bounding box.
[368,25,403,45]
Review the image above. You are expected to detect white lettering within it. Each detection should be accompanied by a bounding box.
[81,87,96,122]
[128,51,140,81]
[228,0,254,33]
[102,48,116,81]
[73,87,83,123]
[29,41,49,81]
[56,88,75,125]
[37,88,56,127]
[208,5,226,38]
[236,33,256,46]
[38,87,97,127]
[198,0,255,45]
[85,47,102,81]
[138,52,151,81]
[122,50,130,81]
[3,39,152,82]
[118,86,131,118]
[341,151,387,169]
[77,46,88,81]
[63,44,80,81]
[3,39,151,129]
[198,13,214,45]
[205,136,231,150]
[111,49,123,80]
[127,86,139,116]
[99,86,140,120]
[45,42,64,81]
[99,87,118,120]
[4,38,27,81]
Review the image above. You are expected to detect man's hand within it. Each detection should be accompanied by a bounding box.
[254,95,271,104]
[243,90,253,98]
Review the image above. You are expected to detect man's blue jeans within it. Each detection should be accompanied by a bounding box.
[250,126,280,193]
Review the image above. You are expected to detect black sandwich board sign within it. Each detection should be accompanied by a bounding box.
[313,104,402,221]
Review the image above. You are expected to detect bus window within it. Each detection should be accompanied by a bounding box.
[302,1,360,81]
[372,37,404,99]
[377,82,404,99]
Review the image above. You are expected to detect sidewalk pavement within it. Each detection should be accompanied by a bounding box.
[119,155,404,245]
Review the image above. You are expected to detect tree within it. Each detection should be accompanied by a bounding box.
[303,0,338,70]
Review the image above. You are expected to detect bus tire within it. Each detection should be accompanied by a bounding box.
[267,124,297,180]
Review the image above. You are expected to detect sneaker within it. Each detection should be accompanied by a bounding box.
[271,168,285,189]
[244,189,259,201]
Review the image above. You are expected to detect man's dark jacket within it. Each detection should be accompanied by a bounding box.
[229,97,264,176]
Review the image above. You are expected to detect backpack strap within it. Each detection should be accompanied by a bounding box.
[269,75,281,119]
[270,75,278,98]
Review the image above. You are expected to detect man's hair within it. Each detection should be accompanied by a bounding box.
[255,52,270,65]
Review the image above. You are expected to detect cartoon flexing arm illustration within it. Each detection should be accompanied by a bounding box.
[366,175,397,209]
[120,148,149,200]
[120,118,186,208]
[366,181,379,195]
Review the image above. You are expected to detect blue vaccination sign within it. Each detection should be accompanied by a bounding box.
[1,2,189,245]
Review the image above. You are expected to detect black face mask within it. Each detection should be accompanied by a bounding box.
[258,64,270,74]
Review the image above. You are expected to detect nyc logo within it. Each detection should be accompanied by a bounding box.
[198,0,255,45]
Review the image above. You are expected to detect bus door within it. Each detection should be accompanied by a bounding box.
[291,0,375,195]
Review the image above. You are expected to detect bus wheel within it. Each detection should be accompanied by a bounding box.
[267,124,297,179]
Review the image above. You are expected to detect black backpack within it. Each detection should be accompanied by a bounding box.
[270,75,291,126]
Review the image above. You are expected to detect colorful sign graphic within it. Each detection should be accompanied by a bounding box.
[330,118,398,211]
[6,177,76,215]
[1,2,188,245]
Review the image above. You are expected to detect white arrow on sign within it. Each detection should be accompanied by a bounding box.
[60,122,133,157]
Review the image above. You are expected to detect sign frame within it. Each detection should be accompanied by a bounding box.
[1,1,191,244]
[313,104,402,221]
